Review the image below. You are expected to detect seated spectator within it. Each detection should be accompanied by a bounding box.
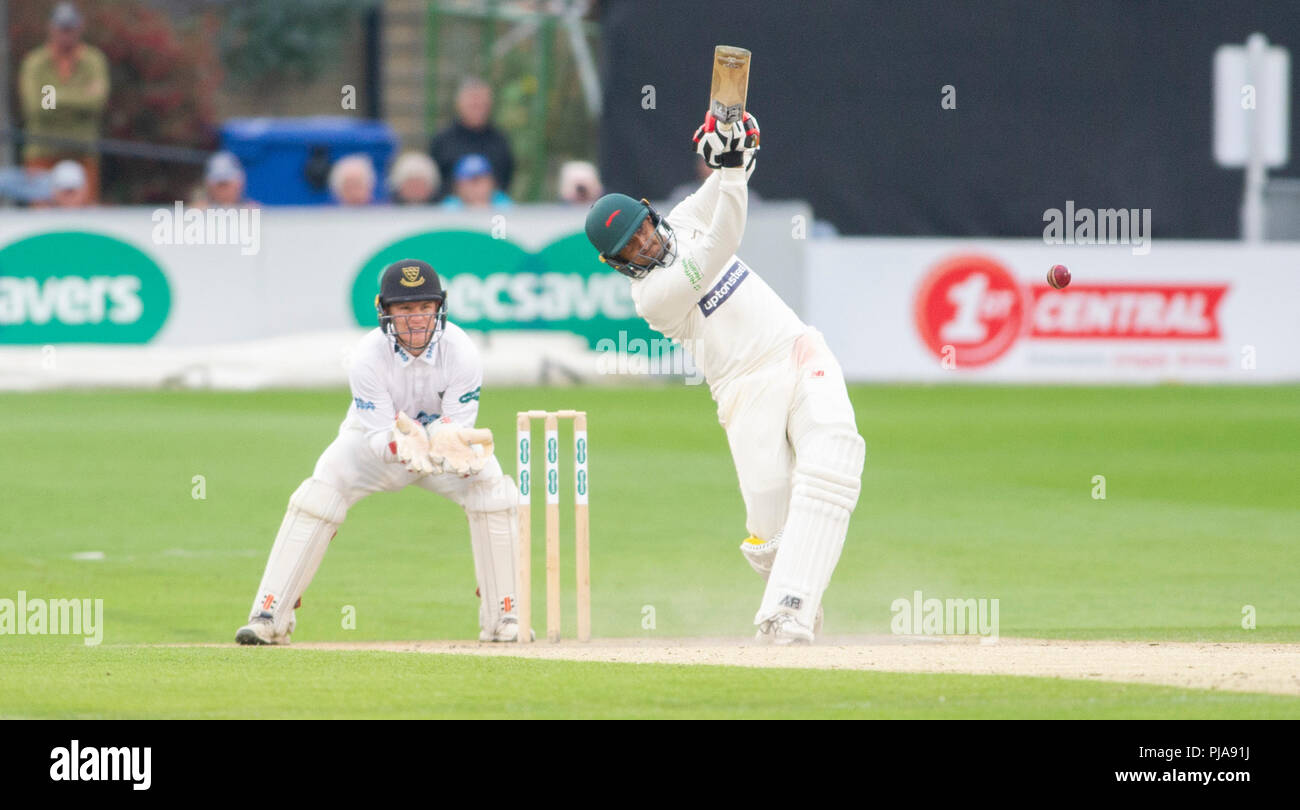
[387,151,440,205]
[20,3,109,202]
[329,153,376,206]
[429,78,514,199]
[441,154,512,209]
[558,160,602,204]
[197,151,257,208]
[48,159,90,208]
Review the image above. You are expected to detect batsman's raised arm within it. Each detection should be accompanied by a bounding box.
[676,112,760,276]
[680,165,747,280]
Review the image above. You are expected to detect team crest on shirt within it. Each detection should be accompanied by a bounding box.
[682,257,703,291]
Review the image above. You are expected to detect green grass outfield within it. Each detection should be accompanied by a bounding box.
[4,646,1298,719]
[1,384,1297,718]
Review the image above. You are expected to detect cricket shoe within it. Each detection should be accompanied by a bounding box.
[754,613,815,646]
[235,610,293,645]
[479,616,536,643]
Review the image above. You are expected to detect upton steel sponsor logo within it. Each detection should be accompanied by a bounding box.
[697,259,750,317]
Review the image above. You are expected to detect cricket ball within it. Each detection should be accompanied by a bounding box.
[1047,264,1071,289]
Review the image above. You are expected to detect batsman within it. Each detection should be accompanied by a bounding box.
[584,112,865,644]
[235,259,525,645]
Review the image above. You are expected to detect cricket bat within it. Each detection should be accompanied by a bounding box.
[709,45,751,127]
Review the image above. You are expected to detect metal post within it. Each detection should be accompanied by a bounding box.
[1242,33,1269,242]
[528,13,555,201]
[424,1,441,139]
[480,0,498,76]
[0,0,12,173]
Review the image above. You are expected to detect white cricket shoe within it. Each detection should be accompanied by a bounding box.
[754,613,815,646]
[235,610,292,646]
[480,616,536,642]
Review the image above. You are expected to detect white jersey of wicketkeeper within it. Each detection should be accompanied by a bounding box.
[584,112,865,644]
[235,259,524,645]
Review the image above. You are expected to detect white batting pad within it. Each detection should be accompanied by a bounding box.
[464,474,521,634]
[250,477,348,636]
[756,426,865,631]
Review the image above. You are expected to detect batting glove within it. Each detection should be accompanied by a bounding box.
[693,111,760,170]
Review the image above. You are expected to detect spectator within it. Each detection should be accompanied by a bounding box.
[558,160,602,204]
[197,151,257,208]
[19,3,110,202]
[329,154,377,206]
[429,78,514,198]
[442,154,512,210]
[387,151,440,205]
[48,159,90,208]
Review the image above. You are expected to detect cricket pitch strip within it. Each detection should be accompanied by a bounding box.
[280,636,1300,696]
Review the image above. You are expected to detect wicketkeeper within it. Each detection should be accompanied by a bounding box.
[583,112,865,644]
[235,259,525,644]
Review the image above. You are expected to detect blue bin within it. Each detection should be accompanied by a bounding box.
[219,117,399,205]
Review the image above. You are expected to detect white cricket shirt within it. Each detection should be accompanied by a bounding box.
[341,322,483,461]
[629,166,806,395]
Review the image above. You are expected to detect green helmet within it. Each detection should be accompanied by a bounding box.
[584,193,676,278]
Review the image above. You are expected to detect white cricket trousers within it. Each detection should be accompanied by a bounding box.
[313,427,505,507]
[715,328,862,543]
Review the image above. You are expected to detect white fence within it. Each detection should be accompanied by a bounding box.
[1,207,1296,388]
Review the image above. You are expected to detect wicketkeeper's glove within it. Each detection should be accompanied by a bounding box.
[693,111,760,174]
[428,418,494,478]
[390,411,436,474]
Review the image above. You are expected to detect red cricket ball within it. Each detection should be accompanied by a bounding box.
[1047,264,1071,289]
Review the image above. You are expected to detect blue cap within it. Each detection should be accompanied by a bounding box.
[453,153,493,181]
[205,151,244,184]
[51,2,82,28]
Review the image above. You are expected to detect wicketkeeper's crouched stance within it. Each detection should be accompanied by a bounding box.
[236,259,525,645]
[584,112,865,644]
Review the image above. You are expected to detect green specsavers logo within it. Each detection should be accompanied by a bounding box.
[351,230,659,348]
[0,232,171,344]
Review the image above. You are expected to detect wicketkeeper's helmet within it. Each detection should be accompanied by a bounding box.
[374,259,447,353]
